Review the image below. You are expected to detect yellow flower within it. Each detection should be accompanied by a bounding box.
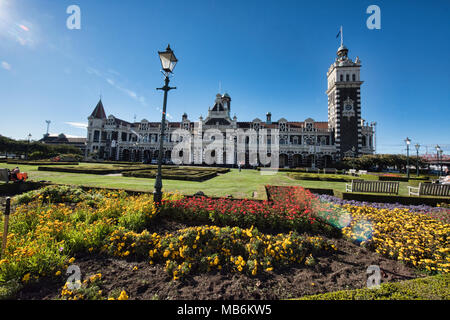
[55,271,61,276]
[118,290,129,300]
[22,273,31,283]
[68,257,75,264]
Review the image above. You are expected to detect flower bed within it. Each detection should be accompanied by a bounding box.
[0,185,337,298]
[340,204,450,273]
[122,169,218,182]
[267,185,449,274]
[105,225,336,280]
[2,184,448,300]
[161,186,338,235]
[317,194,450,224]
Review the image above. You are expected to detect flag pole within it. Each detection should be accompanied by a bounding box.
[340,26,343,47]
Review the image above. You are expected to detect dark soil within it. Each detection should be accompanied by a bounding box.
[14,220,421,300]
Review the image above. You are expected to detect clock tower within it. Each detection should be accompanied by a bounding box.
[326,32,363,160]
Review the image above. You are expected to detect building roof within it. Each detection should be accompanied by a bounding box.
[205,118,231,126]
[90,100,107,119]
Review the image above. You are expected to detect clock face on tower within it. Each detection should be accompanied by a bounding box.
[342,97,355,120]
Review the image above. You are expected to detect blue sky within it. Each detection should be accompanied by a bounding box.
[0,0,449,155]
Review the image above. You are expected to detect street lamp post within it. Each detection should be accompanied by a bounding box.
[153,44,178,205]
[26,134,32,160]
[436,145,441,177]
[405,137,411,179]
[439,149,444,176]
[415,143,420,177]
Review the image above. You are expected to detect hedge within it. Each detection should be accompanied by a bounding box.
[288,173,358,182]
[0,181,49,196]
[333,190,450,206]
[378,175,430,182]
[37,165,151,175]
[297,274,450,300]
[5,161,79,166]
[258,167,345,174]
[122,169,218,182]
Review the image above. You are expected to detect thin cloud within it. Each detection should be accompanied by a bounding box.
[87,66,147,106]
[65,122,88,129]
[1,61,11,71]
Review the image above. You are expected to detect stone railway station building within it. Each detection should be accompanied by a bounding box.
[86,43,375,168]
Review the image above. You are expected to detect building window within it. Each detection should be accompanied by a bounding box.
[93,130,100,142]
[352,74,356,81]
[340,75,343,82]
[346,74,350,81]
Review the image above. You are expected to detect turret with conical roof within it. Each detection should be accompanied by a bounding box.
[89,99,107,119]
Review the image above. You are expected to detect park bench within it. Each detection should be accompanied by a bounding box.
[306,168,320,173]
[347,169,357,176]
[346,180,399,194]
[323,168,337,174]
[358,170,368,175]
[408,183,450,197]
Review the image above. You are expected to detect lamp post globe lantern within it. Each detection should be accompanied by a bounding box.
[154,44,178,205]
[158,44,178,74]
[405,137,411,179]
[415,143,420,177]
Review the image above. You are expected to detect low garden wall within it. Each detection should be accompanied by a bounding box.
[0,181,51,196]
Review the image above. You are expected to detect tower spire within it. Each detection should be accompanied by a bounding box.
[340,25,343,47]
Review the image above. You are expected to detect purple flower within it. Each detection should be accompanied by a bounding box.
[315,194,450,223]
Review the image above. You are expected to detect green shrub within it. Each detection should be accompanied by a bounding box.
[297,274,450,300]
[288,172,356,182]
[14,185,102,205]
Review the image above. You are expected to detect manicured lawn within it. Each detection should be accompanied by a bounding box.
[0,163,416,198]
